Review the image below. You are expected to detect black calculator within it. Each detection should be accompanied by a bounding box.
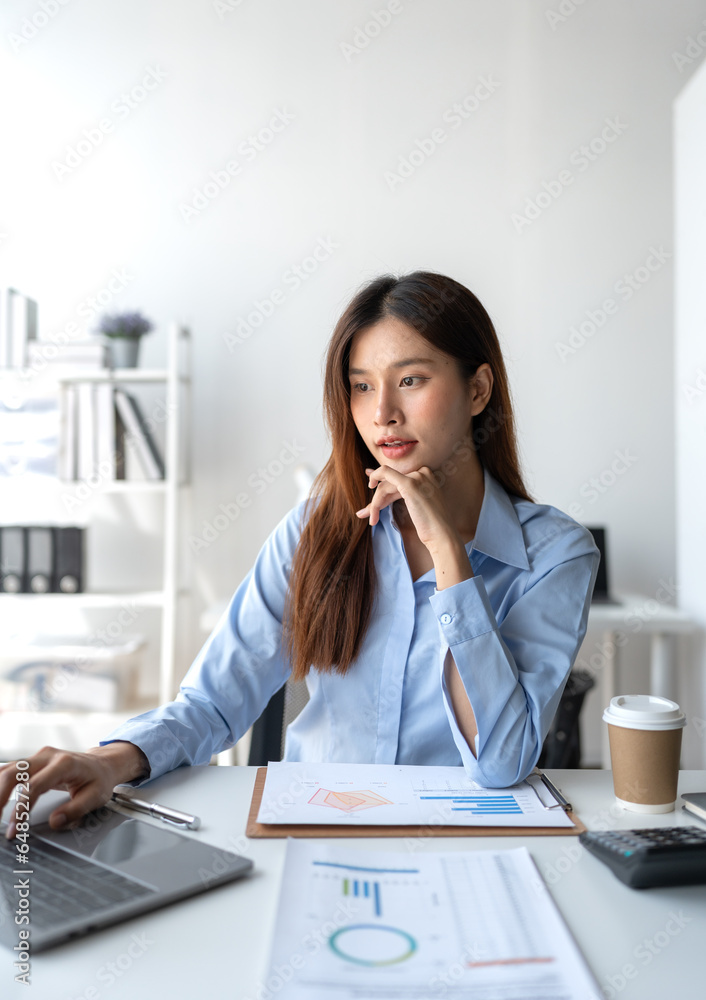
[579,826,706,888]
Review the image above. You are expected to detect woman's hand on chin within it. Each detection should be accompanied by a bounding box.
[355,464,461,556]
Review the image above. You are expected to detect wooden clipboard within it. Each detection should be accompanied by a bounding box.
[245,767,586,838]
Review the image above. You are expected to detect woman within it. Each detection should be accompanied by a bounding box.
[1,271,598,837]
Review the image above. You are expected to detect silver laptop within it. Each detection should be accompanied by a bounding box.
[0,802,253,952]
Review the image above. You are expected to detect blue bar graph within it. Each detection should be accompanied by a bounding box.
[419,794,522,815]
[341,877,383,916]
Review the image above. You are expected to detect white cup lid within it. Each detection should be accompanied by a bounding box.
[603,694,687,731]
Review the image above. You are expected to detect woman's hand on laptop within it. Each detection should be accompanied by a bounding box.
[0,742,150,840]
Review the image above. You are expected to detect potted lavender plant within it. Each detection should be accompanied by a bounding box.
[96,311,154,369]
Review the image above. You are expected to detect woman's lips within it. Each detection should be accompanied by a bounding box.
[379,441,417,458]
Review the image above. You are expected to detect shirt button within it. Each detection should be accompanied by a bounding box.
[440,613,453,625]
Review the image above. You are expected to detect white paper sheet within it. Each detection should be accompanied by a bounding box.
[257,761,573,828]
[261,841,600,1000]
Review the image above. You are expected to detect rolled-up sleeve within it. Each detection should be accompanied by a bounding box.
[101,501,308,786]
[430,526,600,787]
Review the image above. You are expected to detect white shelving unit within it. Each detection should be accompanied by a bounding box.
[0,324,191,753]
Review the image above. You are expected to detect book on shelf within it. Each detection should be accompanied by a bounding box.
[95,384,116,480]
[0,286,38,368]
[58,383,164,482]
[0,285,10,368]
[27,339,108,371]
[113,395,126,481]
[59,384,77,481]
[76,382,95,481]
[10,289,38,368]
[114,389,165,480]
[0,288,10,368]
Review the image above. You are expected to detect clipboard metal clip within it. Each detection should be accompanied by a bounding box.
[527,768,573,813]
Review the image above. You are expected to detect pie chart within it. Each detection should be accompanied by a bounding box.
[328,924,417,966]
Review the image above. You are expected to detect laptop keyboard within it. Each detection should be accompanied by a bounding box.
[1,831,155,929]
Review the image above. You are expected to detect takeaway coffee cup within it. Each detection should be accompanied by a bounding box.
[603,695,687,813]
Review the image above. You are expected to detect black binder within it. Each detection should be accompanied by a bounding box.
[0,526,25,593]
[27,526,54,593]
[53,526,83,594]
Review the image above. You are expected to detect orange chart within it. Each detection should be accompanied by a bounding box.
[308,788,392,813]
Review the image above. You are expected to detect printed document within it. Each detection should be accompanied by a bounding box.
[264,841,600,999]
[257,761,573,828]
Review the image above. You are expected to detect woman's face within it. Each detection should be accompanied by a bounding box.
[348,315,484,476]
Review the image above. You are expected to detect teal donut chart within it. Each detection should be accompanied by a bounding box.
[328,924,417,966]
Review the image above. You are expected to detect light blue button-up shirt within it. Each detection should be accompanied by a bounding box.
[103,467,599,787]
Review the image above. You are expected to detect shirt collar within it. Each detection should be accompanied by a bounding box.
[377,465,530,572]
[472,466,530,571]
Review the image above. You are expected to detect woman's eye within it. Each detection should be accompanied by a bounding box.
[353,382,370,393]
[401,376,424,387]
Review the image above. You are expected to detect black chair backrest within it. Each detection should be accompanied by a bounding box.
[585,525,609,599]
[248,685,286,766]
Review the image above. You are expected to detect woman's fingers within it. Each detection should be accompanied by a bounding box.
[357,464,458,551]
[357,464,440,527]
[0,761,28,840]
[47,780,112,831]
[0,749,56,838]
[356,469,401,525]
[2,747,115,839]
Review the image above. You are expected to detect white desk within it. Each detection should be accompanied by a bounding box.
[3,766,706,1000]
[587,594,695,766]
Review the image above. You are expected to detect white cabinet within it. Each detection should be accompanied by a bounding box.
[0,324,190,755]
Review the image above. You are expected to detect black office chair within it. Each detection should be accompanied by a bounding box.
[247,677,310,765]
[248,668,595,767]
[537,669,595,769]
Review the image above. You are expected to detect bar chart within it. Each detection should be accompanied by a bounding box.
[419,793,523,815]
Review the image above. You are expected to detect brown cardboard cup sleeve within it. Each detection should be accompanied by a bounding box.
[603,695,686,814]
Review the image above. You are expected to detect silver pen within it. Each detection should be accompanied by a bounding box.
[111,792,201,830]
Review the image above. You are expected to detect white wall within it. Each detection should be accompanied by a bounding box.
[1,0,705,760]
[675,55,706,769]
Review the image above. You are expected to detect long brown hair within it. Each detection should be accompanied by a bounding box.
[283,271,533,681]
